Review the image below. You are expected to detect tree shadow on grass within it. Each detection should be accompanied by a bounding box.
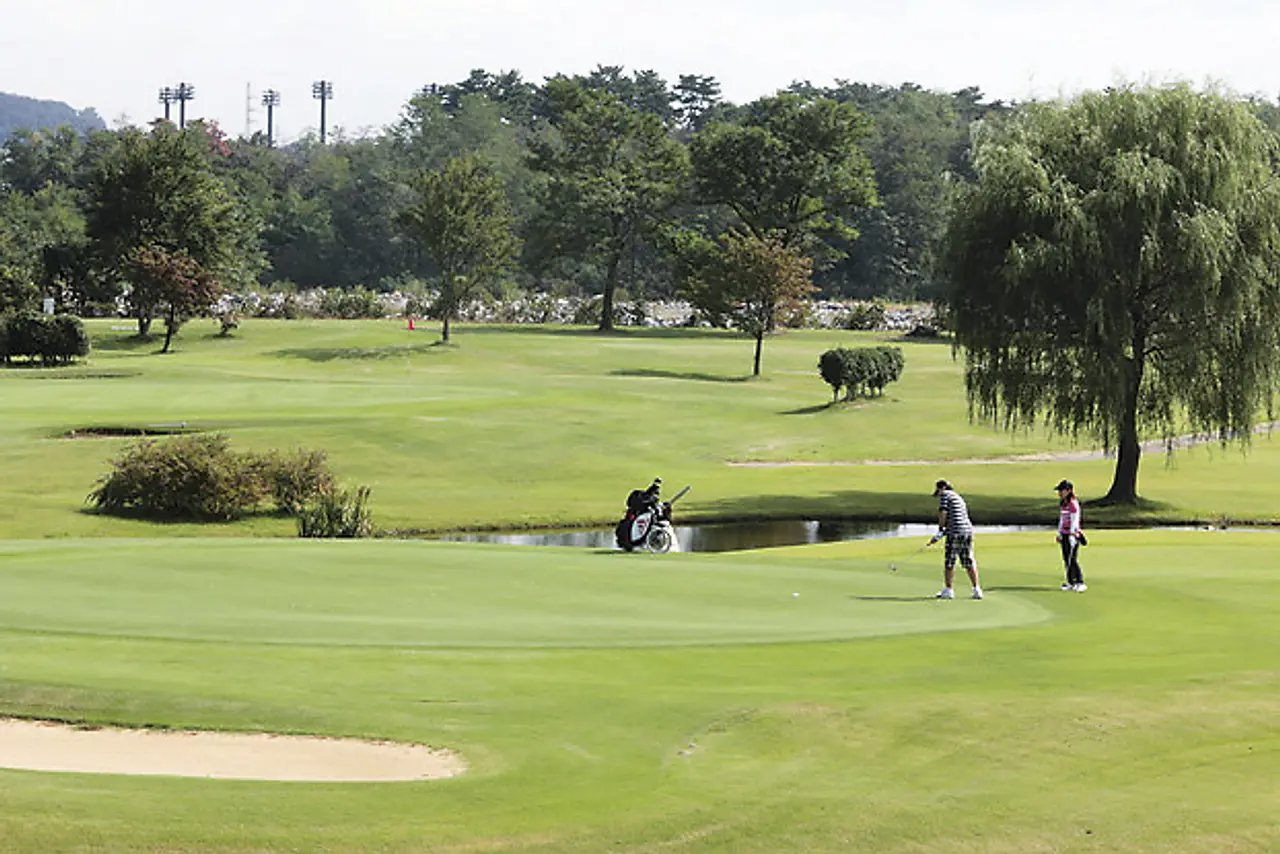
[273,342,450,362]
[612,368,753,383]
[781,403,835,416]
[691,488,1180,528]
[90,334,163,353]
[457,325,735,341]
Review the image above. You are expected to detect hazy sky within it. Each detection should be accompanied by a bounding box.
[2,0,1276,142]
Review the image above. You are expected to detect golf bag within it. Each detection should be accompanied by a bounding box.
[615,484,689,554]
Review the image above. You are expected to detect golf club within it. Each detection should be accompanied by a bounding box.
[889,534,941,572]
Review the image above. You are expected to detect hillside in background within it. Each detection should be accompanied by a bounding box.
[0,91,105,141]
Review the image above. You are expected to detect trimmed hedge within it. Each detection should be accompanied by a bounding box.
[818,346,905,401]
[0,311,89,365]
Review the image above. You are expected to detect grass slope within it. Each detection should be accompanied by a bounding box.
[0,532,1276,853]
[3,319,1279,540]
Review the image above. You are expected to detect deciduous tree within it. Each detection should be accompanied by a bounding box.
[527,81,688,330]
[399,153,519,342]
[678,230,814,375]
[939,84,1280,504]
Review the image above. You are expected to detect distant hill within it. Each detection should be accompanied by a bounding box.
[0,91,106,141]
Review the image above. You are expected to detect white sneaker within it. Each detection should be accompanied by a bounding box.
[936,588,955,600]
[972,588,983,600]
[1073,583,1088,592]
[1061,583,1073,591]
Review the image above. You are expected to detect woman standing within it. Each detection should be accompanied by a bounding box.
[1056,479,1087,592]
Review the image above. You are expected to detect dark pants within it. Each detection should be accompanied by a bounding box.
[1060,537,1084,585]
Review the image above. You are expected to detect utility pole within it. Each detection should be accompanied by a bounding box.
[174,82,195,129]
[244,83,256,138]
[261,89,281,147]
[158,86,175,122]
[312,80,334,144]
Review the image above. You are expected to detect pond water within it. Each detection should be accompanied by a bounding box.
[436,520,1052,553]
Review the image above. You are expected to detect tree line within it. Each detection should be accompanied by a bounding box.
[0,68,1009,329]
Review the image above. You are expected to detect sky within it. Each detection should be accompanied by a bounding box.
[2,0,1277,143]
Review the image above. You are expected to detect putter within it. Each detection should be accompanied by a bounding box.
[889,535,941,572]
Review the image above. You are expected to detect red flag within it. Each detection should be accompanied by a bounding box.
[408,318,415,331]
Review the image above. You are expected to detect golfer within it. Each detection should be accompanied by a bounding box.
[933,479,982,600]
[1056,479,1087,591]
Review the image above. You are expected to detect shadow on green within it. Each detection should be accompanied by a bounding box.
[612,368,753,383]
[273,343,451,362]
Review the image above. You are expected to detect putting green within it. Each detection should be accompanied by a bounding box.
[0,540,1049,648]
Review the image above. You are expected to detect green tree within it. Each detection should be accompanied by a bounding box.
[399,153,519,342]
[527,81,688,330]
[678,230,815,376]
[939,84,1280,504]
[83,123,247,334]
[689,94,878,256]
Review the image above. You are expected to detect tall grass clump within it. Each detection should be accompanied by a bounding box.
[297,485,374,538]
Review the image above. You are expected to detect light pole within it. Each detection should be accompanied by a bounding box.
[174,82,195,129]
[261,89,281,146]
[312,80,333,144]
[158,86,175,122]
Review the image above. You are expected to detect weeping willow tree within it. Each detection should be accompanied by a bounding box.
[940,84,1280,504]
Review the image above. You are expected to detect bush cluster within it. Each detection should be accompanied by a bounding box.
[87,434,337,522]
[1,312,90,365]
[818,346,905,402]
[843,301,887,331]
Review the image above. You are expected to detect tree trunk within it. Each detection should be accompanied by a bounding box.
[1103,351,1144,504]
[752,332,764,376]
[162,309,175,353]
[599,253,619,332]
[137,314,152,337]
[442,313,451,343]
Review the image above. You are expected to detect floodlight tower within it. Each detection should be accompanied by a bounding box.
[261,89,281,146]
[174,82,195,128]
[312,80,334,144]
[158,86,176,122]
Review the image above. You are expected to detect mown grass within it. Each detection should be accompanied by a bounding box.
[1,319,1277,853]
[0,532,1275,853]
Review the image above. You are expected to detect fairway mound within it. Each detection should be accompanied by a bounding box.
[0,719,466,782]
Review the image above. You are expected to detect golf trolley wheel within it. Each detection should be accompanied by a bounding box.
[647,527,674,554]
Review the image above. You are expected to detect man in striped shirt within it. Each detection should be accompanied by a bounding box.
[932,479,983,600]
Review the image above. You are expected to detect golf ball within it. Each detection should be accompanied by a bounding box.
[792,592,800,597]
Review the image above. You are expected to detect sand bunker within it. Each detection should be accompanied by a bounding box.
[0,719,466,782]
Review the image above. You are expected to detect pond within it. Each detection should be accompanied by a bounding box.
[436,520,1052,553]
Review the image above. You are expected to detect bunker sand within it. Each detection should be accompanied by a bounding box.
[0,719,466,782]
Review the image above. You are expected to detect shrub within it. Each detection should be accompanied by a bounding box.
[819,345,905,401]
[319,286,383,319]
[252,449,335,514]
[88,435,337,522]
[297,485,374,538]
[818,348,847,401]
[844,301,887,331]
[51,314,90,361]
[1,312,89,365]
[88,434,265,521]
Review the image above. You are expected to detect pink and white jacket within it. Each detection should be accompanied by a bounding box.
[1059,497,1082,537]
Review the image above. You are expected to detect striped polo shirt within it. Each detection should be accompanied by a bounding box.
[938,489,974,538]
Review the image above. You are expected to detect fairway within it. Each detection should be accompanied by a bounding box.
[2,322,1279,852]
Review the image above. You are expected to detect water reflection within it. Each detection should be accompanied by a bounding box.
[437,520,1050,553]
